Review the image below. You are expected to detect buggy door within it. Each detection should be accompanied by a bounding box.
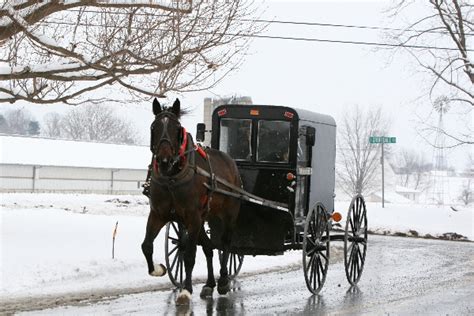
[295,126,312,220]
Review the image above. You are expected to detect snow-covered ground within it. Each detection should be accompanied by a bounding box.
[1,193,472,302]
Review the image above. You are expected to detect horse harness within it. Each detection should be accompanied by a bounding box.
[150,111,217,215]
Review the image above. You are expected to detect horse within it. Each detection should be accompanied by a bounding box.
[141,98,242,305]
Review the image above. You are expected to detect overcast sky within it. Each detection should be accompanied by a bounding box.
[3,0,471,169]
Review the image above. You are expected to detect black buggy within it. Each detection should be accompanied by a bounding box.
[164,104,368,294]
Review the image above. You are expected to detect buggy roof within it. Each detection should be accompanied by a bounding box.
[214,104,336,127]
[294,108,336,127]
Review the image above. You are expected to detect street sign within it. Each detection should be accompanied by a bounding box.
[369,136,396,144]
[368,136,396,209]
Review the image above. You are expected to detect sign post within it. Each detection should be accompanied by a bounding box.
[369,136,396,208]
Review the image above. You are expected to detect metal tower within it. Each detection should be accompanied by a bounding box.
[430,96,450,204]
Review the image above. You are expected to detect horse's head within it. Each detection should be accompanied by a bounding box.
[150,98,187,176]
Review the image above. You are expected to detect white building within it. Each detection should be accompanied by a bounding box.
[0,135,149,194]
[202,96,252,145]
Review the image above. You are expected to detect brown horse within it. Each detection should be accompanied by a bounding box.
[141,98,241,305]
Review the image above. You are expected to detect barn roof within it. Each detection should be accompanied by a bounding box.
[0,135,149,170]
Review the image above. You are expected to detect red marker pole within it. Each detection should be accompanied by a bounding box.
[112,221,118,259]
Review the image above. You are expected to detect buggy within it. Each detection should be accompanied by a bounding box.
[164,104,368,294]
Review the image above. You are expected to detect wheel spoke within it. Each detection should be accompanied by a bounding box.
[308,255,316,283]
[320,251,328,263]
[349,216,355,234]
[171,222,179,236]
[315,256,321,288]
[170,250,179,271]
[348,243,356,279]
[168,236,178,242]
[173,257,180,281]
[312,255,319,289]
[167,245,179,257]
[353,249,359,282]
[357,245,365,266]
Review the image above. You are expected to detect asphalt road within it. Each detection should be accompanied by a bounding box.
[21,235,474,315]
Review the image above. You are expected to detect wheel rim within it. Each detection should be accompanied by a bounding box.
[344,195,368,285]
[218,251,244,280]
[302,202,330,294]
[164,221,186,288]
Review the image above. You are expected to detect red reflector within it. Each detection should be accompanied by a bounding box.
[286,172,296,181]
[284,111,294,119]
[218,109,227,116]
[250,109,259,116]
[331,212,342,222]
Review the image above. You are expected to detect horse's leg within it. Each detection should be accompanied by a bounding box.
[141,211,167,277]
[176,217,201,305]
[217,231,232,295]
[199,226,216,298]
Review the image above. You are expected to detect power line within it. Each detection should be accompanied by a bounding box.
[65,8,474,36]
[241,18,474,37]
[40,20,473,52]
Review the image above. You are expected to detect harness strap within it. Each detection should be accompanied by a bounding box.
[204,148,215,215]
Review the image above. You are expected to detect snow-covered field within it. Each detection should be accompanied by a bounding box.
[1,193,472,303]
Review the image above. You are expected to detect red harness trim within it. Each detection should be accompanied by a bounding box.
[195,144,207,159]
[178,128,188,161]
[153,157,159,174]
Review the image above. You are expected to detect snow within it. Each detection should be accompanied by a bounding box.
[0,193,303,301]
[1,192,472,303]
[395,185,420,193]
[0,135,150,170]
[335,201,473,240]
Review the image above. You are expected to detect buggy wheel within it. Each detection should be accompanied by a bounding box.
[218,251,244,280]
[302,202,330,294]
[344,194,368,286]
[164,221,186,288]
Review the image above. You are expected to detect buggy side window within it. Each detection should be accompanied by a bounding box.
[256,120,290,163]
[295,126,311,219]
[219,119,252,161]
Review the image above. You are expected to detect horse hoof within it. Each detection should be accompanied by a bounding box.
[150,263,166,277]
[176,289,192,305]
[217,283,230,295]
[200,286,214,298]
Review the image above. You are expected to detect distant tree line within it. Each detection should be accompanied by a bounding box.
[1,105,139,145]
[0,109,40,136]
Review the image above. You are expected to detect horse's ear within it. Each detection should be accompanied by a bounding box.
[153,98,162,115]
[171,98,181,117]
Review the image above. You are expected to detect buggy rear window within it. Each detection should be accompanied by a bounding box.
[219,119,252,161]
[257,120,290,163]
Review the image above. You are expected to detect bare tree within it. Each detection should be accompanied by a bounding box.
[2,108,37,135]
[392,148,432,190]
[60,104,139,144]
[337,106,390,196]
[0,114,7,133]
[0,1,260,104]
[387,0,473,147]
[458,179,472,205]
[43,112,62,138]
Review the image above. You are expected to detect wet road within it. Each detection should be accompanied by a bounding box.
[23,236,474,315]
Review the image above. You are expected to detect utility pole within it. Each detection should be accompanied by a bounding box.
[381,142,384,208]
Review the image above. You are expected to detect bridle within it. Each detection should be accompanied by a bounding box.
[151,111,189,174]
